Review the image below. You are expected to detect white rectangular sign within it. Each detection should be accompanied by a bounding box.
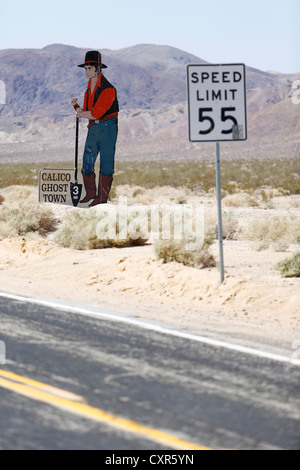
[187,64,247,142]
[39,169,74,206]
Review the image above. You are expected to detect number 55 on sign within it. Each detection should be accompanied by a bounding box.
[187,64,247,142]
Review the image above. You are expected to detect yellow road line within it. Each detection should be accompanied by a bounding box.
[0,369,84,401]
[0,369,211,450]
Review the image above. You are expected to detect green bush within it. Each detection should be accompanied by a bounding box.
[275,252,300,278]
[1,158,299,194]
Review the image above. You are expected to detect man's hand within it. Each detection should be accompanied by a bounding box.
[71,98,93,119]
[71,98,82,113]
[77,110,94,120]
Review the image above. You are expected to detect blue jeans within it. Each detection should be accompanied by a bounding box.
[82,118,118,176]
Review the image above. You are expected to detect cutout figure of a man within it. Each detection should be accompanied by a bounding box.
[71,51,119,206]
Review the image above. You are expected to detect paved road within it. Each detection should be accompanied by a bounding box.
[0,294,299,450]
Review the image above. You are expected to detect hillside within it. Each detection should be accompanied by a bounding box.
[0,43,299,162]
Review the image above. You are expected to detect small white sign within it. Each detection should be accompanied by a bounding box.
[39,169,74,205]
[187,63,247,142]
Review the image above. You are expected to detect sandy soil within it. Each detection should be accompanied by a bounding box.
[0,186,299,356]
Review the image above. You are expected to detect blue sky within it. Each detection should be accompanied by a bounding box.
[0,0,299,73]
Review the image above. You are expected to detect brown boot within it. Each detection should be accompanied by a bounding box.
[89,174,113,207]
[80,173,96,204]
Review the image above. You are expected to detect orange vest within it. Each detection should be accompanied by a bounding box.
[84,74,119,123]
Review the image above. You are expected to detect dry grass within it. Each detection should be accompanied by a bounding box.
[1,158,299,194]
[154,225,216,269]
[54,207,149,250]
[0,186,56,238]
[154,239,216,269]
[53,210,98,249]
[1,185,299,269]
[222,211,240,240]
[242,215,300,245]
[223,193,259,208]
[113,159,300,195]
[53,201,216,270]
[276,251,300,278]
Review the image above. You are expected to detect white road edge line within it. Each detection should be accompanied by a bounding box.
[1,291,299,367]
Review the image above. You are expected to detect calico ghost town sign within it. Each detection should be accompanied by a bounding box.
[39,169,74,205]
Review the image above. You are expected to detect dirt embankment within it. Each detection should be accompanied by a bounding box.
[0,186,299,355]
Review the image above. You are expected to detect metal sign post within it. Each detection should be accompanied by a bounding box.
[187,63,247,284]
[215,142,224,284]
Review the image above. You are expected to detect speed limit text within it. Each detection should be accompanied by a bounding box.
[191,70,242,102]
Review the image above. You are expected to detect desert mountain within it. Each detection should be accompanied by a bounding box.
[0,43,299,162]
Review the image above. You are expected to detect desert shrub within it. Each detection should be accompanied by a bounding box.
[242,216,300,244]
[0,203,55,237]
[1,158,300,194]
[154,225,216,269]
[0,195,4,205]
[275,251,300,277]
[54,210,98,249]
[132,188,145,198]
[0,186,56,237]
[222,211,240,240]
[108,184,117,201]
[153,199,216,269]
[154,239,216,269]
[1,159,300,198]
[0,162,72,188]
[89,206,149,249]
[54,206,149,250]
[223,193,259,207]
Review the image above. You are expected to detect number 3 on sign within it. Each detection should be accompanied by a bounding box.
[199,107,238,135]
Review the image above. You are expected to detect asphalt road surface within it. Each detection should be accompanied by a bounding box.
[0,293,299,450]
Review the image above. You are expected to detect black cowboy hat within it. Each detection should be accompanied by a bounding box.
[78,51,107,69]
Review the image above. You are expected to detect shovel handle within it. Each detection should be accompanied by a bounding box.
[75,117,79,183]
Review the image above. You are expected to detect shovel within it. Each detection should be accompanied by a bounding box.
[70,117,83,207]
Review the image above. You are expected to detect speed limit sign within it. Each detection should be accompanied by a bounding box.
[187,64,247,142]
